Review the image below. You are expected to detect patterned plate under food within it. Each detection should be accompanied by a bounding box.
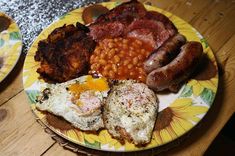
[0,12,22,82]
[23,2,218,152]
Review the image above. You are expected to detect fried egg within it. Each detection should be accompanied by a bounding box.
[103,80,158,145]
[36,75,109,131]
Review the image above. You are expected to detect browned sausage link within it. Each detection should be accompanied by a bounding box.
[144,33,186,73]
[146,41,203,92]
[168,83,182,93]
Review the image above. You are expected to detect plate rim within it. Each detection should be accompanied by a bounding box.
[0,12,23,83]
[23,1,219,152]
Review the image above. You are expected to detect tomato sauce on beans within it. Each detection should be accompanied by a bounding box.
[89,37,153,82]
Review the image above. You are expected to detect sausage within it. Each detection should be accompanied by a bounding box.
[146,41,203,92]
[144,33,186,73]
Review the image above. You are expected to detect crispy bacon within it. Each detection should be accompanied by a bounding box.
[126,19,173,49]
[89,21,125,41]
[88,0,177,49]
[94,0,147,24]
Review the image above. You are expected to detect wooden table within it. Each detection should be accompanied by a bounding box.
[0,0,235,155]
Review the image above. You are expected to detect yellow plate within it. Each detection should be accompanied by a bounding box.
[23,2,218,152]
[0,12,22,82]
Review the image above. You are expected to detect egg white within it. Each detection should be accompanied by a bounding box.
[36,75,109,131]
[103,80,159,145]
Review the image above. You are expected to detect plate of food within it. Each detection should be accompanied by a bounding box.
[23,0,218,152]
[0,12,22,82]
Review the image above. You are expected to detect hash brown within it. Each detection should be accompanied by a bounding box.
[34,23,96,83]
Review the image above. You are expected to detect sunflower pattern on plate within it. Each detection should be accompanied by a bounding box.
[180,42,218,106]
[23,2,218,152]
[0,12,22,82]
[153,98,208,145]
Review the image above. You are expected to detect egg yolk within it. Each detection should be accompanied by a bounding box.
[68,75,109,100]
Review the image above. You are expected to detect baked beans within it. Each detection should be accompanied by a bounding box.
[89,37,153,82]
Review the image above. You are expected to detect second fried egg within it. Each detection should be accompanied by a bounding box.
[103,80,158,145]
